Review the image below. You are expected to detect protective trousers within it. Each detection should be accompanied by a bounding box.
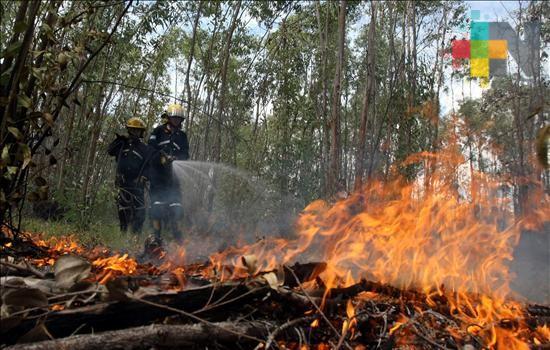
[117,186,145,234]
[149,181,183,241]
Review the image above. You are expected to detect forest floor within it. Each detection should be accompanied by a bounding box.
[21,217,550,304]
[21,218,142,253]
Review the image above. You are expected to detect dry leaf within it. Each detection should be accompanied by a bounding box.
[261,272,282,290]
[1,286,48,313]
[54,255,91,289]
[275,264,286,286]
[241,255,258,275]
[22,277,56,294]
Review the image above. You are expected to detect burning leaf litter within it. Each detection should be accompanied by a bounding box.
[1,148,549,349]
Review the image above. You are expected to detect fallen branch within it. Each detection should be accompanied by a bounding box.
[1,260,45,278]
[258,315,316,350]
[5,321,271,350]
[5,283,269,345]
[128,293,265,343]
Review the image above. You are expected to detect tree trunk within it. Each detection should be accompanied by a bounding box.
[315,1,331,195]
[328,0,346,196]
[354,2,377,191]
[81,58,109,208]
[213,0,241,163]
[6,322,270,350]
[56,98,78,193]
[184,0,203,131]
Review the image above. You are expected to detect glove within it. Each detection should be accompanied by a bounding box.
[159,151,174,166]
[114,134,128,148]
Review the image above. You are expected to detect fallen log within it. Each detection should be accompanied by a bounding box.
[5,321,271,350]
[5,283,270,345]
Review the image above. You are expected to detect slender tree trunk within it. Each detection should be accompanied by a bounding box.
[81,59,109,207]
[353,1,376,191]
[328,0,346,196]
[315,1,330,195]
[56,98,78,193]
[0,0,40,141]
[383,3,398,178]
[185,0,203,131]
[214,0,241,163]
[426,5,449,190]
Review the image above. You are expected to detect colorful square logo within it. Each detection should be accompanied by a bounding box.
[471,58,489,77]
[471,22,489,40]
[471,41,488,58]
[451,11,512,80]
[489,40,507,59]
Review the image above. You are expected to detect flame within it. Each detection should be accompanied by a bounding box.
[172,267,186,290]
[344,299,357,337]
[535,325,550,344]
[92,254,137,283]
[205,144,548,348]
[389,320,406,335]
[30,234,87,267]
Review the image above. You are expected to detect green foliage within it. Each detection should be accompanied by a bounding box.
[2,0,546,239]
[22,218,139,252]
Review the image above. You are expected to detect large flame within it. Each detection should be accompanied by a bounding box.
[206,143,548,348]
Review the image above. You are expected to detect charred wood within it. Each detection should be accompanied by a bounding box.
[282,262,327,287]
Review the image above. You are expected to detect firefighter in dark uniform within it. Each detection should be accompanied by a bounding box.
[107,117,152,234]
[148,103,189,242]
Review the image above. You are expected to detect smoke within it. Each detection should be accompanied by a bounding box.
[169,160,549,304]
[171,160,301,260]
[510,224,550,304]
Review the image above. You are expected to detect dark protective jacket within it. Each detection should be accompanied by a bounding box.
[108,136,152,186]
[148,124,189,186]
[148,124,189,161]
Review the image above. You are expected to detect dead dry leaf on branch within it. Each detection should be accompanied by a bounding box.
[54,255,91,290]
[241,255,258,275]
[1,285,48,320]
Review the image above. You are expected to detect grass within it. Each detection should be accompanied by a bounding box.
[21,217,145,253]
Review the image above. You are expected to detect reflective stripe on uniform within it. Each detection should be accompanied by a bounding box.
[153,201,165,205]
[149,135,157,140]
[173,143,180,150]
[169,203,182,207]
[158,140,170,146]
[132,150,143,159]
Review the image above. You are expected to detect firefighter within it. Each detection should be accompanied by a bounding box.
[148,103,189,243]
[107,117,152,235]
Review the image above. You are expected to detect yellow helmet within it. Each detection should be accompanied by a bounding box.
[126,117,146,129]
[166,103,184,118]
